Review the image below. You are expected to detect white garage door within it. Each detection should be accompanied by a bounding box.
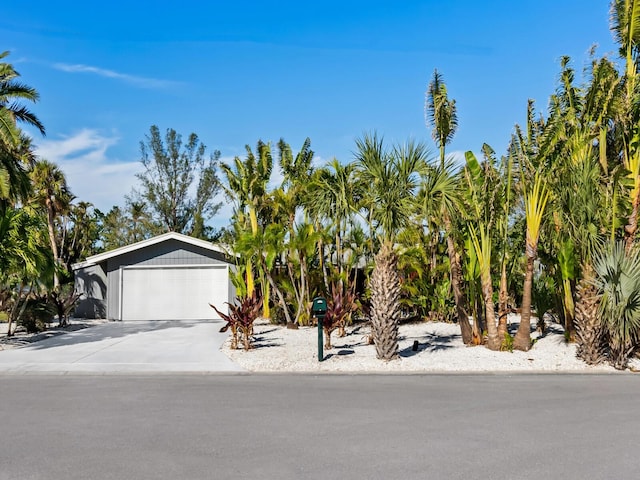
[121,265,229,321]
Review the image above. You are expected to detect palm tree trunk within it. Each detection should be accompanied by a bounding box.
[446,235,472,344]
[625,189,640,252]
[45,200,60,289]
[514,251,535,351]
[318,236,329,293]
[443,214,473,344]
[429,226,438,285]
[482,271,500,351]
[370,243,401,360]
[259,256,293,325]
[497,260,509,340]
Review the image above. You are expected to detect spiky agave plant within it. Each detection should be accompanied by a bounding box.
[592,242,640,369]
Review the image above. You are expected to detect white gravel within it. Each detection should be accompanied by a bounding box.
[223,314,628,373]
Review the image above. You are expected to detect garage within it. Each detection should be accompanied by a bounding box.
[73,232,236,321]
[120,265,229,321]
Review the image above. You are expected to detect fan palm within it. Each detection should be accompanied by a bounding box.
[593,241,640,369]
[355,134,426,360]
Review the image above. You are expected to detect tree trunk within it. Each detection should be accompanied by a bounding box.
[287,257,304,323]
[45,199,60,290]
[446,235,472,344]
[625,187,640,252]
[562,277,575,342]
[482,270,500,351]
[319,237,329,293]
[429,226,438,285]
[259,257,293,325]
[514,249,535,351]
[370,244,401,360]
[497,260,509,340]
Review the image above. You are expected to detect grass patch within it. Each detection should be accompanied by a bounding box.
[0,311,7,322]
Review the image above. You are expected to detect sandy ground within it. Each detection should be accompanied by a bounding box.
[1,315,635,373]
[223,314,631,373]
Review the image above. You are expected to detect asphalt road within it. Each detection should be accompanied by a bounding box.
[0,374,638,480]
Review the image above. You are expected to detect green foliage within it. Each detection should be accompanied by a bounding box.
[593,242,640,369]
[210,292,263,351]
[133,125,222,236]
[501,332,514,352]
[425,69,458,166]
[322,282,357,349]
[20,295,54,333]
[532,271,556,321]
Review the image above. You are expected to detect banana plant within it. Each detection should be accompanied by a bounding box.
[469,224,500,350]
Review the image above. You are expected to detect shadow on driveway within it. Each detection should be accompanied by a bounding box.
[25,320,204,350]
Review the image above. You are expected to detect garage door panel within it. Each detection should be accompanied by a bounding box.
[121,266,228,320]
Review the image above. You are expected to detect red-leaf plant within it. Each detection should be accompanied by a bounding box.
[322,283,357,349]
[211,292,263,351]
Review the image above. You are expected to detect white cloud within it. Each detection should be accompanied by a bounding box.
[34,129,142,212]
[53,63,179,89]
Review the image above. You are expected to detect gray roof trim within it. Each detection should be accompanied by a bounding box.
[72,232,233,270]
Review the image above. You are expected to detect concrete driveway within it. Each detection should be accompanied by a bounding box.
[0,321,245,374]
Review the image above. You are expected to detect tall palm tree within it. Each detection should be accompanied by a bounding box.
[355,133,426,360]
[425,69,458,169]
[29,159,72,290]
[0,52,44,206]
[419,160,476,344]
[513,173,550,351]
[610,0,640,249]
[221,141,273,312]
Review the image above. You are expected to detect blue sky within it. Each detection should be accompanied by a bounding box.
[2,1,617,228]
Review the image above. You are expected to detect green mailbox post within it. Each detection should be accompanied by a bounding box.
[312,297,327,362]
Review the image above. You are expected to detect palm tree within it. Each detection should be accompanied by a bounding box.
[355,134,426,360]
[0,52,44,206]
[419,159,476,344]
[592,241,640,369]
[513,173,550,351]
[29,159,72,290]
[0,205,51,336]
[221,141,273,315]
[610,0,640,249]
[307,159,361,283]
[0,51,45,147]
[425,69,458,169]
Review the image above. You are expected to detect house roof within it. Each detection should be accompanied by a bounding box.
[72,232,233,270]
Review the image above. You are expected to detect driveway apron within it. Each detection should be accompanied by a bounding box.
[0,321,245,373]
